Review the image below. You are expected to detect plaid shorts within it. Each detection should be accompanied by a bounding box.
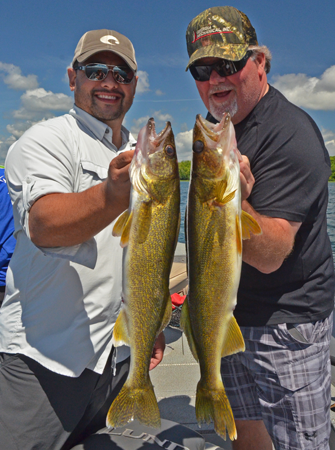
[220,313,333,450]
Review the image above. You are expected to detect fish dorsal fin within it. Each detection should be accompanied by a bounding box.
[236,214,242,255]
[134,200,152,244]
[221,315,245,358]
[241,211,262,240]
[180,297,199,362]
[112,210,130,237]
[112,308,130,347]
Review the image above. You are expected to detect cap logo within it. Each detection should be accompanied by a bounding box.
[100,35,120,46]
[192,25,233,44]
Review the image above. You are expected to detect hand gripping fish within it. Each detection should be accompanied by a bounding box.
[181,113,261,440]
[106,118,180,429]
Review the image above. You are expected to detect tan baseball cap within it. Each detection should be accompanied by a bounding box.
[72,29,137,71]
[186,6,258,69]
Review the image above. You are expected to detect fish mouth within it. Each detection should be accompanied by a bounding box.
[196,112,231,142]
[146,118,172,154]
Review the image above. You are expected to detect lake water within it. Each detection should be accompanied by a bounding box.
[179,181,335,266]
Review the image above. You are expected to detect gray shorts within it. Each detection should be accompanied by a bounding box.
[221,313,333,450]
[0,351,129,450]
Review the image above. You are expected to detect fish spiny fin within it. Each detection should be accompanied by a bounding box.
[221,315,245,358]
[157,296,172,335]
[112,210,130,237]
[134,200,152,244]
[236,215,242,255]
[241,211,262,240]
[120,211,134,248]
[180,297,199,362]
[196,382,237,441]
[106,379,160,429]
[112,308,130,347]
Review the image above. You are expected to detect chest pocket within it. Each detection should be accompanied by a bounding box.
[80,160,108,191]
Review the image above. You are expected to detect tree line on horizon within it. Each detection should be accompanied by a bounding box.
[180,158,335,182]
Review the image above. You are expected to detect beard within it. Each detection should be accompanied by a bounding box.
[208,86,238,122]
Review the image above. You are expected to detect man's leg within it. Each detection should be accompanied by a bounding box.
[0,353,101,450]
[233,420,272,450]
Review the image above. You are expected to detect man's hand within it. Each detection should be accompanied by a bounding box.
[106,150,134,210]
[237,152,254,201]
[149,331,166,371]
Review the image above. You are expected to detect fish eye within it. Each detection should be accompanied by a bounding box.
[193,140,204,153]
[165,145,175,157]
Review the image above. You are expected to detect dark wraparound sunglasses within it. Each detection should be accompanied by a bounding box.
[189,51,252,82]
[77,63,135,84]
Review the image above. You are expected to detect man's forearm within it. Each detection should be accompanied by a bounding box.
[241,200,301,274]
[29,181,127,248]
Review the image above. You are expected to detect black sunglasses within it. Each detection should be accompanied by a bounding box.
[77,63,135,84]
[189,51,252,82]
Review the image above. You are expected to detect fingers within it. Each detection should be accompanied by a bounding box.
[149,332,166,371]
[106,150,134,208]
[239,155,255,201]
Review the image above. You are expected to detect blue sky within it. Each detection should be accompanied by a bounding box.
[1,0,335,164]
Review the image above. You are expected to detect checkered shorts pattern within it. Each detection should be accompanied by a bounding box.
[220,313,333,450]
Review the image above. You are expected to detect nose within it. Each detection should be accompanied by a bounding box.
[101,70,119,88]
[209,69,226,85]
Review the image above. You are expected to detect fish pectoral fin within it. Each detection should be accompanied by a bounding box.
[241,211,262,240]
[112,309,130,347]
[180,297,199,362]
[119,211,134,248]
[112,209,130,237]
[135,200,152,244]
[221,315,245,358]
[216,179,236,205]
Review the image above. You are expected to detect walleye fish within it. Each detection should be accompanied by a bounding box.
[181,113,261,440]
[107,118,180,429]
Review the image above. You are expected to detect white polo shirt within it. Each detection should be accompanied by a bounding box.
[0,106,136,377]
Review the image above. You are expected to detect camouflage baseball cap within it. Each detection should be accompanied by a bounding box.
[186,6,258,70]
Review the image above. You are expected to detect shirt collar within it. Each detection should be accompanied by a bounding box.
[69,105,136,150]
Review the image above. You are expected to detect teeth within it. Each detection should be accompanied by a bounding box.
[97,94,117,99]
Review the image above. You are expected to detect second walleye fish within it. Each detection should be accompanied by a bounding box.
[181,113,261,440]
[107,118,180,429]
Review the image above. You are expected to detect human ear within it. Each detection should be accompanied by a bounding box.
[68,68,77,92]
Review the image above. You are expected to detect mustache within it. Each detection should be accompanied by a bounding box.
[209,85,235,95]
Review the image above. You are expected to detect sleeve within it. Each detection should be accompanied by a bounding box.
[248,110,330,223]
[5,119,97,269]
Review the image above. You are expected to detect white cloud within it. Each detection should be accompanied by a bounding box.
[136,70,150,94]
[155,90,164,96]
[0,135,16,165]
[272,66,335,110]
[175,130,193,161]
[130,111,173,138]
[0,62,39,91]
[322,129,335,157]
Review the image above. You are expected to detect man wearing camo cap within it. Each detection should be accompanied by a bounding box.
[186,6,334,450]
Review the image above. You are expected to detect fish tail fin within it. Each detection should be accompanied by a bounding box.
[106,379,161,429]
[196,383,237,441]
[180,296,199,362]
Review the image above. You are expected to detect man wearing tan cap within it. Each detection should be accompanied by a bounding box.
[0,29,165,449]
[186,7,334,450]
